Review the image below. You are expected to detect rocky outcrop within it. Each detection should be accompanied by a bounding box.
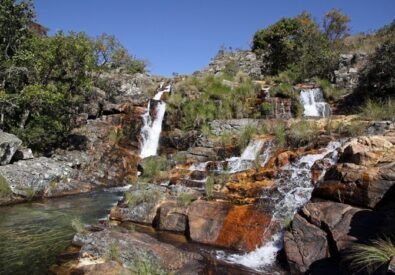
[0,131,22,165]
[209,119,265,136]
[313,136,395,208]
[202,50,264,79]
[333,52,368,89]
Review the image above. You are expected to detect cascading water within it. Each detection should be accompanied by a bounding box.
[218,141,342,271]
[227,139,273,173]
[139,84,171,159]
[300,88,331,117]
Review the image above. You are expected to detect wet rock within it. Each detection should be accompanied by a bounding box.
[0,131,22,165]
[187,200,272,251]
[187,147,217,162]
[160,129,200,151]
[284,214,329,274]
[73,228,202,272]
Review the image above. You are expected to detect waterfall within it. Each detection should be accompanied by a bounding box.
[139,84,171,159]
[300,88,331,117]
[227,139,273,173]
[218,141,342,271]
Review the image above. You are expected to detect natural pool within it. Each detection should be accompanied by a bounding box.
[0,189,124,275]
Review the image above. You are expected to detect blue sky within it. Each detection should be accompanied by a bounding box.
[34,0,394,76]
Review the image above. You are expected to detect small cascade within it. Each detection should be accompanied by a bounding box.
[219,141,342,271]
[227,139,273,173]
[139,83,171,159]
[300,88,331,117]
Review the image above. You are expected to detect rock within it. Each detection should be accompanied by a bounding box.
[187,147,217,162]
[367,121,395,136]
[160,129,200,151]
[110,184,169,224]
[284,214,329,274]
[314,136,395,208]
[0,131,22,165]
[187,200,272,251]
[158,201,188,232]
[73,228,202,272]
[11,148,34,162]
[209,119,264,136]
[0,157,77,199]
[333,52,368,89]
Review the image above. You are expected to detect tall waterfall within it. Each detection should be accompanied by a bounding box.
[218,141,342,271]
[139,84,171,159]
[300,88,331,117]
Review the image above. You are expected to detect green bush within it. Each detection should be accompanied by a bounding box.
[261,102,273,116]
[141,157,168,183]
[345,237,395,273]
[360,99,395,121]
[105,242,121,262]
[238,125,257,151]
[0,175,11,197]
[205,176,215,200]
[274,123,287,148]
[132,253,168,275]
[177,192,194,207]
[124,185,161,208]
[288,120,320,147]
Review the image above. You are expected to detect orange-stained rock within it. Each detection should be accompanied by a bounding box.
[187,200,273,252]
[276,151,298,167]
[215,204,273,251]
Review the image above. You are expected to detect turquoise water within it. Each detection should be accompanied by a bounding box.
[0,189,124,275]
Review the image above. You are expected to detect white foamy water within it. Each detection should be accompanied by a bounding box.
[227,139,273,173]
[139,84,171,159]
[219,141,342,271]
[300,88,331,117]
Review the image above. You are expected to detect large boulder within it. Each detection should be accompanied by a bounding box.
[0,131,22,165]
[313,136,395,208]
[72,228,202,272]
[187,200,272,251]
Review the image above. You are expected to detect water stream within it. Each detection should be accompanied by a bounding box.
[139,84,171,159]
[218,141,342,271]
[0,189,125,275]
[300,88,331,117]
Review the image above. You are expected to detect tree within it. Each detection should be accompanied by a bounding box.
[323,9,350,41]
[92,33,146,74]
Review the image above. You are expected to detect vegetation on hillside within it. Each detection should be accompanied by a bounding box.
[0,0,146,154]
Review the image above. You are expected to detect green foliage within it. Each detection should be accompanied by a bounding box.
[238,125,257,151]
[260,102,273,116]
[205,176,215,200]
[223,60,240,77]
[323,9,350,41]
[360,99,395,121]
[177,192,194,207]
[172,151,187,165]
[105,242,121,262]
[316,78,348,102]
[141,157,168,183]
[345,237,395,273]
[168,75,258,130]
[71,217,86,234]
[356,39,395,101]
[288,120,320,147]
[274,123,287,148]
[92,33,146,74]
[132,253,168,275]
[124,185,162,208]
[0,175,11,197]
[108,127,124,145]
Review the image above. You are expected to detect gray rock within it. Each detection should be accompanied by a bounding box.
[73,228,202,271]
[333,52,368,89]
[209,119,264,136]
[0,157,77,198]
[0,131,22,165]
[11,148,34,161]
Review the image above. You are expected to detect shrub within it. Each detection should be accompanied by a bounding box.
[317,78,348,102]
[205,176,215,200]
[274,124,287,148]
[108,127,124,145]
[177,192,194,207]
[124,185,161,208]
[360,99,395,121]
[238,125,257,151]
[71,217,86,233]
[261,102,273,116]
[132,253,167,275]
[345,237,395,273]
[172,151,187,165]
[288,120,320,147]
[0,175,11,197]
[105,242,121,262]
[141,157,168,183]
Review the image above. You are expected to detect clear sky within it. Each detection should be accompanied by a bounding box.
[33,0,394,76]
